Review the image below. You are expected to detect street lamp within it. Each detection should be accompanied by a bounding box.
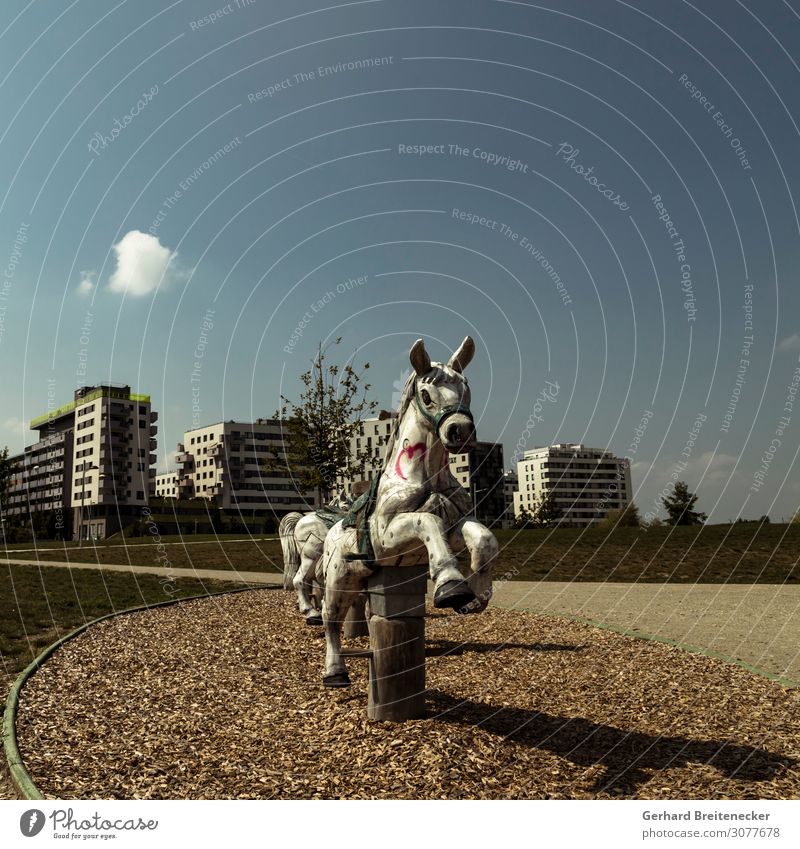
[79,463,99,545]
[472,486,488,519]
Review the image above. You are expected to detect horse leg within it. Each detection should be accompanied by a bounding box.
[378,513,474,609]
[321,526,368,687]
[293,549,322,624]
[449,518,498,613]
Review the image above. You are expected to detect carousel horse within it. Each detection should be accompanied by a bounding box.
[279,489,353,625]
[320,336,498,686]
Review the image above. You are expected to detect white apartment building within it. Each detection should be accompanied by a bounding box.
[7,383,157,539]
[502,469,518,527]
[174,420,315,517]
[514,443,631,526]
[154,471,180,498]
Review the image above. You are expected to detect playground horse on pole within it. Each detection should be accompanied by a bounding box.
[279,491,353,625]
[320,336,498,687]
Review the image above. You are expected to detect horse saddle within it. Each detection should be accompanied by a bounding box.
[340,476,381,568]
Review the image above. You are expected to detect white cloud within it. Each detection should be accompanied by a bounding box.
[3,417,27,436]
[160,448,179,473]
[108,230,177,297]
[76,270,96,296]
[779,333,800,351]
[698,451,737,467]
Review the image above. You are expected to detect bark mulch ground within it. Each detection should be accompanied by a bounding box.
[14,590,800,800]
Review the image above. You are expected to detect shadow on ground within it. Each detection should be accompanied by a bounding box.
[428,690,794,795]
[425,639,585,657]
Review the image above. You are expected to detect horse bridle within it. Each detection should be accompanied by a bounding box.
[413,377,474,433]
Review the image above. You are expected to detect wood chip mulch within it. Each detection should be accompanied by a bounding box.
[13,589,800,799]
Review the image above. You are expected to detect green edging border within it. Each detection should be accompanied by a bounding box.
[2,584,278,800]
[506,605,799,689]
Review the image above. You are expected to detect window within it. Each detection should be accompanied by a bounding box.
[139,419,146,428]
[139,405,146,415]
[136,491,144,500]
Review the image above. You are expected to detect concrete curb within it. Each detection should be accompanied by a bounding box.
[2,585,279,800]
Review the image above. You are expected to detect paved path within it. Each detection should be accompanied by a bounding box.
[0,556,284,586]
[3,556,798,683]
[490,581,800,684]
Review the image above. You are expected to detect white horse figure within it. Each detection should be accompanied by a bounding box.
[320,336,498,686]
[279,490,353,625]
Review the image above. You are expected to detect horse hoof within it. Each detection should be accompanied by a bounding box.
[433,579,476,610]
[306,615,323,626]
[323,672,351,688]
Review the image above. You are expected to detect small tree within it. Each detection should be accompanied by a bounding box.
[0,446,12,542]
[535,490,563,527]
[0,446,12,508]
[268,338,377,505]
[661,481,707,525]
[596,502,641,530]
[642,515,664,529]
[513,507,535,529]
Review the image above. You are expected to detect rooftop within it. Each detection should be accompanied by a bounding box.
[30,385,151,430]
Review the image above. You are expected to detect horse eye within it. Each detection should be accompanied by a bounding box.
[420,389,432,405]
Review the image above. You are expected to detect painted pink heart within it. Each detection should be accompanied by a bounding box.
[394,442,427,480]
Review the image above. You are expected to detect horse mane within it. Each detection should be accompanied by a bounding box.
[383,370,417,463]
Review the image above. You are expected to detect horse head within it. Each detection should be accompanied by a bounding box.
[409,336,477,453]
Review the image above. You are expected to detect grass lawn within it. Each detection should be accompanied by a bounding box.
[4,522,799,583]
[1,532,277,550]
[0,564,249,686]
[491,522,800,582]
[2,537,285,574]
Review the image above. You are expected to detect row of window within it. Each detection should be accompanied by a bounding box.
[74,490,145,500]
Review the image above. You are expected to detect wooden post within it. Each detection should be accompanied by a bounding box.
[343,592,369,638]
[366,565,428,722]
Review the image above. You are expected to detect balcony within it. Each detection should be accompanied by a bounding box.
[150,425,158,437]
[150,411,158,423]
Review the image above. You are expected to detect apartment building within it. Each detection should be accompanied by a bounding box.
[447,442,505,527]
[6,384,157,539]
[342,416,506,525]
[154,471,180,498]
[340,414,395,494]
[173,420,315,518]
[501,469,518,528]
[5,432,74,537]
[513,443,631,526]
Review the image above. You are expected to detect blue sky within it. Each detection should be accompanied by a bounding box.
[1,0,799,521]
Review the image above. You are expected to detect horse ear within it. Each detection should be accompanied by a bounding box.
[410,338,431,376]
[447,336,475,373]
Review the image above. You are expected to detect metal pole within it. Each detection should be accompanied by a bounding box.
[79,469,85,545]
